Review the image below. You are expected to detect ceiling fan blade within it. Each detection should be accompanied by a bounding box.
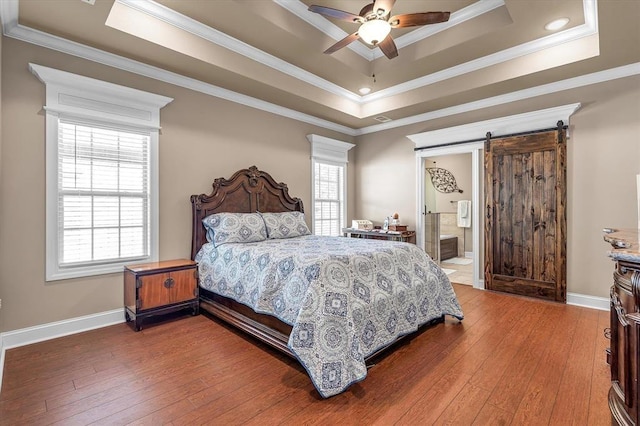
[372,0,396,17]
[389,12,450,28]
[359,3,373,17]
[308,5,364,23]
[324,32,360,54]
[377,34,398,59]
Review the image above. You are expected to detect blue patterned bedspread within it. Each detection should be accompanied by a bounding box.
[196,235,463,397]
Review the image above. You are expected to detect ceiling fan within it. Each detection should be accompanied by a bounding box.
[308,0,450,59]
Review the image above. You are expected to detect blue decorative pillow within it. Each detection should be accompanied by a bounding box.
[261,211,311,239]
[202,212,267,247]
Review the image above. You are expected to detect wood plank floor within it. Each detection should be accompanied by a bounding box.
[0,284,612,425]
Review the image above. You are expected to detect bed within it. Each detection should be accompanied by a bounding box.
[191,166,463,397]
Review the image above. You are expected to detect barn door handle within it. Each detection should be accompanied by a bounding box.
[164,277,175,289]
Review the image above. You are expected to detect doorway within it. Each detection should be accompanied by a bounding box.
[423,154,473,284]
[415,142,484,289]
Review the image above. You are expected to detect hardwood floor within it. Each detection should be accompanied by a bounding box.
[0,284,611,425]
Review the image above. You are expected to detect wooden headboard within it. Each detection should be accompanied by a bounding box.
[190,166,304,259]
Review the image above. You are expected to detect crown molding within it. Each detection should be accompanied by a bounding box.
[362,0,598,103]
[0,3,356,135]
[110,0,599,109]
[357,62,640,135]
[2,0,637,138]
[407,103,582,148]
[116,0,361,103]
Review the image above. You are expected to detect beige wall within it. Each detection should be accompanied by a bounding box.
[0,38,353,332]
[567,84,640,298]
[1,36,639,333]
[425,154,472,214]
[355,76,640,299]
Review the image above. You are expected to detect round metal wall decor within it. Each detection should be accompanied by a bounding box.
[426,167,463,193]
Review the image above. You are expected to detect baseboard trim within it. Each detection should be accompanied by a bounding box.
[567,292,609,311]
[1,309,125,350]
[0,309,125,392]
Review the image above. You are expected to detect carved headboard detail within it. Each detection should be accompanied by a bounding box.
[190,166,304,259]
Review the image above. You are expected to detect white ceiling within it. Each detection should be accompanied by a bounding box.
[2,0,640,135]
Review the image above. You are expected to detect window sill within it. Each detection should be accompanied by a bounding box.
[46,257,156,282]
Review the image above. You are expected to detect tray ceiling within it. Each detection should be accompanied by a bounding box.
[5,0,640,132]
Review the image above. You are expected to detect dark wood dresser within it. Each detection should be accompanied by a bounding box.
[604,229,640,425]
[124,259,199,331]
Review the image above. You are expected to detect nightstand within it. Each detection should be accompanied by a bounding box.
[124,259,199,331]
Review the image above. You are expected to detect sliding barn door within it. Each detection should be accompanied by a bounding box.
[485,124,567,302]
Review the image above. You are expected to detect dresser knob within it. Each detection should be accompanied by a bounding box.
[164,277,175,288]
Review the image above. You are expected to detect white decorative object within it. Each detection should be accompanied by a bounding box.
[358,20,391,45]
[351,220,373,230]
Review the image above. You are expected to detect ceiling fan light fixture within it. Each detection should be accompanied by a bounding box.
[545,18,569,31]
[359,19,391,45]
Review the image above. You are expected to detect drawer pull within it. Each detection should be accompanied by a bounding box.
[164,277,175,289]
[611,287,629,327]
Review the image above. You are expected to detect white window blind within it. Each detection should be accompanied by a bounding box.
[58,119,150,266]
[314,162,344,236]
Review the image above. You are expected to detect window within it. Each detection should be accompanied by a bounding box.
[307,134,354,237]
[30,64,172,281]
[313,161,344,236]
[58,120,150,265]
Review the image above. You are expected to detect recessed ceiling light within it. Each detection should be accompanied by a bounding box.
[545,18,569,31]
[359,87,371,95]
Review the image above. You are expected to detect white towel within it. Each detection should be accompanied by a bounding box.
[457,200,471,228]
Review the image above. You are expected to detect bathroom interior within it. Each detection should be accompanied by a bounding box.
[424,153,474,285]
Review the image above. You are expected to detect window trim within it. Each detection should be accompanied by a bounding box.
[307,134,354,236]
[30,63,173,281]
